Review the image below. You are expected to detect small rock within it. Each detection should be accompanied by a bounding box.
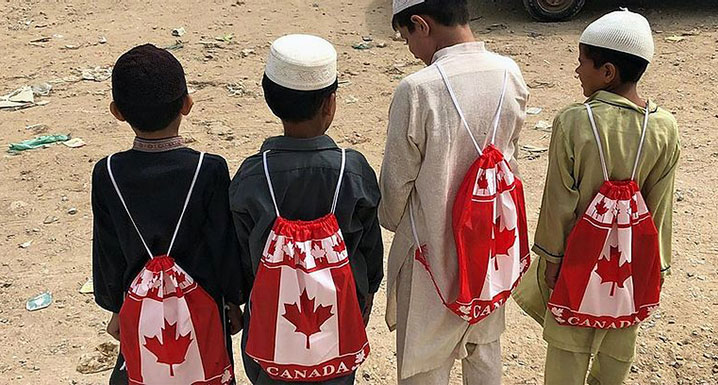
[362,36,373,42]
[19,241,32,249]
[527,107,543,115]
[534,120,552,132]
[240,48,255,58]
[345,95,359,104]
[67,208,78,215]
[76,343,118,374]
[171,27,186,37]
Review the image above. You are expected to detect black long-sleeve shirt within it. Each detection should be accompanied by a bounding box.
[92,147,244,313]
[228,135,383,306]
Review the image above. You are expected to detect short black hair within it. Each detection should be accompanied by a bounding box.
[392,0,469,33]
[581,43,649,84]
[262,75,338,123]
[112,44,188,132]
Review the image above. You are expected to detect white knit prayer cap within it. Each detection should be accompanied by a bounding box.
[393,0,425,15]
[579,8,654,63]
[265,34,337,91]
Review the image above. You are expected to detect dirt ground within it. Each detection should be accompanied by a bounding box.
[1,0,717,384]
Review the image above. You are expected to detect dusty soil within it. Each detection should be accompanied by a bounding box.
[1,0,717,384]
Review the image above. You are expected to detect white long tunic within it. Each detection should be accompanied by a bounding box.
[379,42,529,379]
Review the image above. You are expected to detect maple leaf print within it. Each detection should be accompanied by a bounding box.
[477,173,489,190]
[595,246,632,296]
[266,237,277,257]
[491,221,516,271]
[595,200,609,216]
[283,290,334,349]
[144,320,193,377]
[332,239,347,255]
[294,244,308,264]
[310,240,327,263]
[630,198,638,216]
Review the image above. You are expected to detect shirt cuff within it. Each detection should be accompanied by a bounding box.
[532,244,563,264]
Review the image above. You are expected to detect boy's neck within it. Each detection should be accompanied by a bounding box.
[282,119,327,139]
[433,24,476,55]
[133,124,180,140]
[605,83,646,107]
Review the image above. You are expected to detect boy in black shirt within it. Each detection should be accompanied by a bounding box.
[229,35,383,385]
[91,44,244,384]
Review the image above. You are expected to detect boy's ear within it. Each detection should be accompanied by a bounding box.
[602,63,618,85]
[180,95,194,116]
[109,102,126,122]
[410,15,431,37]
[322,92,337,126]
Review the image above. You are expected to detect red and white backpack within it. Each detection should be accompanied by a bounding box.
[109,153,234,385]
[245,149,370,382]
[410,63,530,324]
[548,103,662,329]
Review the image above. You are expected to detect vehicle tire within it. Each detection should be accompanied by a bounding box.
[523,0,586,22]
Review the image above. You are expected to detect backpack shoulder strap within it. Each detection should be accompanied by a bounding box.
[585,103,610,182]
[330,148,347,214]
[436,62,483,156]
[166,152,205,256]
[107,154,154,259]
[631,102,651,181]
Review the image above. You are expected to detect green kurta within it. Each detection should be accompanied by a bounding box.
[513,90,680,356]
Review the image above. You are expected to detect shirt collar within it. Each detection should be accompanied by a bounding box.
[260,135,339,152]
[132,136,186,152]
[431,41,486,64]
[588,90,658,114]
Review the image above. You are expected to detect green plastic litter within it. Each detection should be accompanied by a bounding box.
[8,134,70,152]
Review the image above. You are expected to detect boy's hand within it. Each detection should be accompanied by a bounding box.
[227,303,243,335]
[544,261,562,290]
[362,294,374,326]
[107,313,121,341]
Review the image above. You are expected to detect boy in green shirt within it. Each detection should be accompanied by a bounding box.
[514,9,680,385]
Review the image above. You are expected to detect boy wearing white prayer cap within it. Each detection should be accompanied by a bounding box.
[379,1,529,384]
[229,34,383,385]
[514,9,680,385]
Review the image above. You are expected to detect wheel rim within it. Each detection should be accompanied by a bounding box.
[535,0,574,13]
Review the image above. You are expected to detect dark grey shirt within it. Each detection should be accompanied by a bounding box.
[229,135,383,305]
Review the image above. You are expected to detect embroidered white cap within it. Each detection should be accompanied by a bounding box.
[579,8,655,63]
[265,34,337,91]
[393,0,425,15]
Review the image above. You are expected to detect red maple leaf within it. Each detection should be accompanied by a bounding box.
[595,246,632,296]
[267,238,277,256]
[477,173,489,190]
[144,320,193,377]
[630,198,638,215]
[595,200,609,216]
[491,222,516,270]
[332,239,346,255]
[283,290,333,349]
[294,244,308,263]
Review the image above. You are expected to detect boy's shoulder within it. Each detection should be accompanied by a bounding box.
[92,148,229,182]
[232,146,375,183]
[398,51,521,96]
[554,100,678,129]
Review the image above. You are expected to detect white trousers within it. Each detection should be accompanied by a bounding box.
[398,340,502,385]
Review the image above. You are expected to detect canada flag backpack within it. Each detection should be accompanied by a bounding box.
[245,149,370,382]
[409,63,530,324]
[548,103,662,329]
[108,153,234,385]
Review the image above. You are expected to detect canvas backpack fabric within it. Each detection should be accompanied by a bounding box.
[548,103,662,329]
[245,149,370,382]
[409,63,531,324]
[109,153,234,385]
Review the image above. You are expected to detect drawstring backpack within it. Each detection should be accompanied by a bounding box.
[245,149,370,382]
[109,153,234,385]
[548,103,662,329]
[409,63,530,324]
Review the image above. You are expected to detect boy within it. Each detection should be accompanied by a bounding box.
[379,1,529,384]
[91,44,244,384]
[513,9,680,385]
[229,34,383,385]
